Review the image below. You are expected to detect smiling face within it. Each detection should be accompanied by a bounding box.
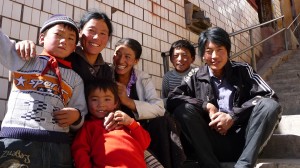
[171,47,194,73]
[88,88,118,119]
[80,19,109,58]
[113,44,138,77]
[39,24,77,58]
[203,41,228,78]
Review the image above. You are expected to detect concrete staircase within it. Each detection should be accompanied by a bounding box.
[221,49,300,168]
[256,49,300,168]
[182,49,300,168]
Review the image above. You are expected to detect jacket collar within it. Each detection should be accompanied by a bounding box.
[195,61,232,81]
[40,50,72,68]
[75,46,105,66]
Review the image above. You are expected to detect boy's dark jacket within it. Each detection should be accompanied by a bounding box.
[166,61,279,125]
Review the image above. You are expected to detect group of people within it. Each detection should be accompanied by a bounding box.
[0,9,281,168]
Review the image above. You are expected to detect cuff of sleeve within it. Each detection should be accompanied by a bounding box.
[127,120,139,130]
[229,112,237,123]
[202,101,208,111]
[72,108,82,126]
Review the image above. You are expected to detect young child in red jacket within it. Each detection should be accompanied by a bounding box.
[71,79,151,168]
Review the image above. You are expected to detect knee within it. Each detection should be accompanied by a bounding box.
[256,98,282,119]
[173,103,200,120]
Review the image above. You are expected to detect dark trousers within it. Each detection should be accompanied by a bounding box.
[141,114,186,168]
[173,98,282,168]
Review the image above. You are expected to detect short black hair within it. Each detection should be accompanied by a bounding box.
[198,27,231,58]
[85,79,120,107]
[79,10,113,36]
[115,38,142,59]
[169,40,196,61]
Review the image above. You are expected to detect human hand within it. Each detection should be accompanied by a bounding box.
[206,103,218,119]
[15,40,36,61]
[114,110,134,127]
[116,82,129,104]
[53,107,80,128]
[208,112,233,135]
[104,112,123,131]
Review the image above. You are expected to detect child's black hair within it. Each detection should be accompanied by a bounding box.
[85,79,120,107]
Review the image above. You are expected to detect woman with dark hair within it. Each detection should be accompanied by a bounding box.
[66,11,114,83]
[110,38,186,168]
[112,38,165,122]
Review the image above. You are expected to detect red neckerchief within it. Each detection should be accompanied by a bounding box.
[40,50,72,103]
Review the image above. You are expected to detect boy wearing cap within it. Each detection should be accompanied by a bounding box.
[0,14,87,167]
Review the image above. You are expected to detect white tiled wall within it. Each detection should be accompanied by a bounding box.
[0,0,282,120]
[0,100,7,120]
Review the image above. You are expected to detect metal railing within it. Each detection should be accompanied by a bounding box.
[229,15,286,71]
[287,12,300,33]
[286,12,300,49]
[161,14,300,73]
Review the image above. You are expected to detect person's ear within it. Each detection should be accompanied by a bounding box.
[79,29,84,41]
[112,55,117,65]
[201,56,205,62]
[39,33,45,45]
[134,58,139,65]
[71,43,76,51]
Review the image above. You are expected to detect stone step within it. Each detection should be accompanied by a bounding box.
[274,63,300,71]
[274,115,300,135]
[255,159,300,168]
[276,92,300,99]
[257,50,295,80]
[268,77,300,85]
[259,115,300,159]
[221,159,300,168]
[268,72,300,81]
[260,134,300,159]
[280,105,300,115]
[184,159,300,168]
[268,83,300,93]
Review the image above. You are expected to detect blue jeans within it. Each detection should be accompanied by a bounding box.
[0,138,73,168]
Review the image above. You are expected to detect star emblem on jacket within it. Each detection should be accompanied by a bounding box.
[15,76,26,86]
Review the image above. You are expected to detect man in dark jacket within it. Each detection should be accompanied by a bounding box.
[166,27,282,168]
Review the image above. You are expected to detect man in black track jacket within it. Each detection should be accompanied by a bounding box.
[166,27,282,168]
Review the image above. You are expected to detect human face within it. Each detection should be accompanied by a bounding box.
[171,47,194,73]
[39,24,76,59]
[113,45,138,77]
[203,41,228,78]
[80,19,109,58]
[88,88,118,119]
